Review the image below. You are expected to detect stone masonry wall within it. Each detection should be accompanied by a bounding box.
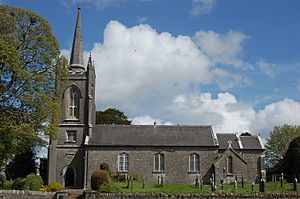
[0,190,55,199]
[86,146,219,187]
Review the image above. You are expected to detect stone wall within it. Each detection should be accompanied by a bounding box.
[86,146,218,187]
[0,190,55,199]
[84,192,300,199]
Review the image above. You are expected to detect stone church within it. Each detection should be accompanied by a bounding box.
[47,8,265,189]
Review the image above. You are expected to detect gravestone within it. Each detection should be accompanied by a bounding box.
[293,178,297,191]
[259,179,265,192]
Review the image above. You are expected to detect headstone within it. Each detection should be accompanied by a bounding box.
[210,178,215,192]
[142,176,145,189]
[293,178,297,191]
[259,179,265,192]
[252,182,255,192]
[220,179,224,190]
[130,177,133,193]
[200,179,203,190]
[241,175,244,188]
[280,173,284,188]
[234,179,237,191]
[212,173,215,185]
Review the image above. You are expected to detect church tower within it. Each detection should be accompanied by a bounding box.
[48,7,96,188]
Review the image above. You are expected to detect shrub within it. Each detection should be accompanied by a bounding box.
[25,173,43,191]
[129,173,139,181]
[2,180,13,190]
[12,178,27,190]
[100,163,110,171]
[91,170,110,191]
[99,183,121,193]
[47,182,63,192]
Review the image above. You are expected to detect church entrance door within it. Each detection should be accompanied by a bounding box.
[65,167,75,187]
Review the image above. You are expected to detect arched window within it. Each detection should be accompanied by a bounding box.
[227,156,233,174]
[69,87,79,119]
[118,153,128,172]
[154,153,165,172]
[189,153,200,172]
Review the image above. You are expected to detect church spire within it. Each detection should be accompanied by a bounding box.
[70,6,84,71]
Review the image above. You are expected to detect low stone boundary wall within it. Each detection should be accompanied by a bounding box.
[0,190,55,199]
[84,191,300,199]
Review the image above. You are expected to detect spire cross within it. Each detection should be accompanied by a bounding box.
[228,140,232,148]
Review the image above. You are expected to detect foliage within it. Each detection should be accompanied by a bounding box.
[129,173,139,181]
[91,170,110,191]
[1,180,13,190]
[265,124,300,169]
[99,183,122,193]
[25,173,43,191]
[100,162,110,171]
[0,5,67,170]
[5,149,37,180]
[47,182,63,192]
[282,136,300,182]
[11,177,27,190]
[96,108,132,125]
[39,157,48,185]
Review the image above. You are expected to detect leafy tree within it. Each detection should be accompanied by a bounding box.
[0,5,66,170]
[5,149,37,180]
[265,124,300,170]
[282,136,300,182]
[96,108,132,125]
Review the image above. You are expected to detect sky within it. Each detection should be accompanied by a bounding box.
[2,0,300,140]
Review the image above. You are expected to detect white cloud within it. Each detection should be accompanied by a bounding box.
[193,30,252,69]
[132,116,172,125]
[257,58,276,78]
[190,0,216,16]
[61,20,300,139]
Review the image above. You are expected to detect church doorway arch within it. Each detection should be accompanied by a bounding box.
[65,167,75,187]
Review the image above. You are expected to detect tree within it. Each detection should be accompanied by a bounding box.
[282,136,300,182]
[265,124,300,170]
[0,5,66,170]
[96,108,132,125]
[5,149,37,180]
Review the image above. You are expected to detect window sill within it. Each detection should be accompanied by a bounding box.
[117,171,129,173]
[65,140,77,143]
[227,173,234,176]
[188,171,200,174]
[152,171,165,174]
[64,118,80,122]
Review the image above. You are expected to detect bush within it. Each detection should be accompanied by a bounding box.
[1,180,13,190]
[25,173,43,191]
[129,173,139,181]
[99,183,121,193]
[91,170,110,191]
[12,178,27,190]
[100,163,110,171]
[47,182,63,192]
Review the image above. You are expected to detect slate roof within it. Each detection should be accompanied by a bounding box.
[216,134,241,149]
[217,133,264,150]
[240,135,264,150]
[89,125,218,147]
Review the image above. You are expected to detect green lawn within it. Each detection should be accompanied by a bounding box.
[104,181,299,195]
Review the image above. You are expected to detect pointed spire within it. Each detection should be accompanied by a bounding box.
[70,6,84,71]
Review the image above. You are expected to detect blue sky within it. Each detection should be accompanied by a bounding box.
[2,0,300,138]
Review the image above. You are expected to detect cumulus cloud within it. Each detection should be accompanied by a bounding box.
[166,93,300,138]
[190,0,216,16]
[257,58,276,78]
[62,20,300,139]
[193,30,252,69]
[132,116,173,125]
